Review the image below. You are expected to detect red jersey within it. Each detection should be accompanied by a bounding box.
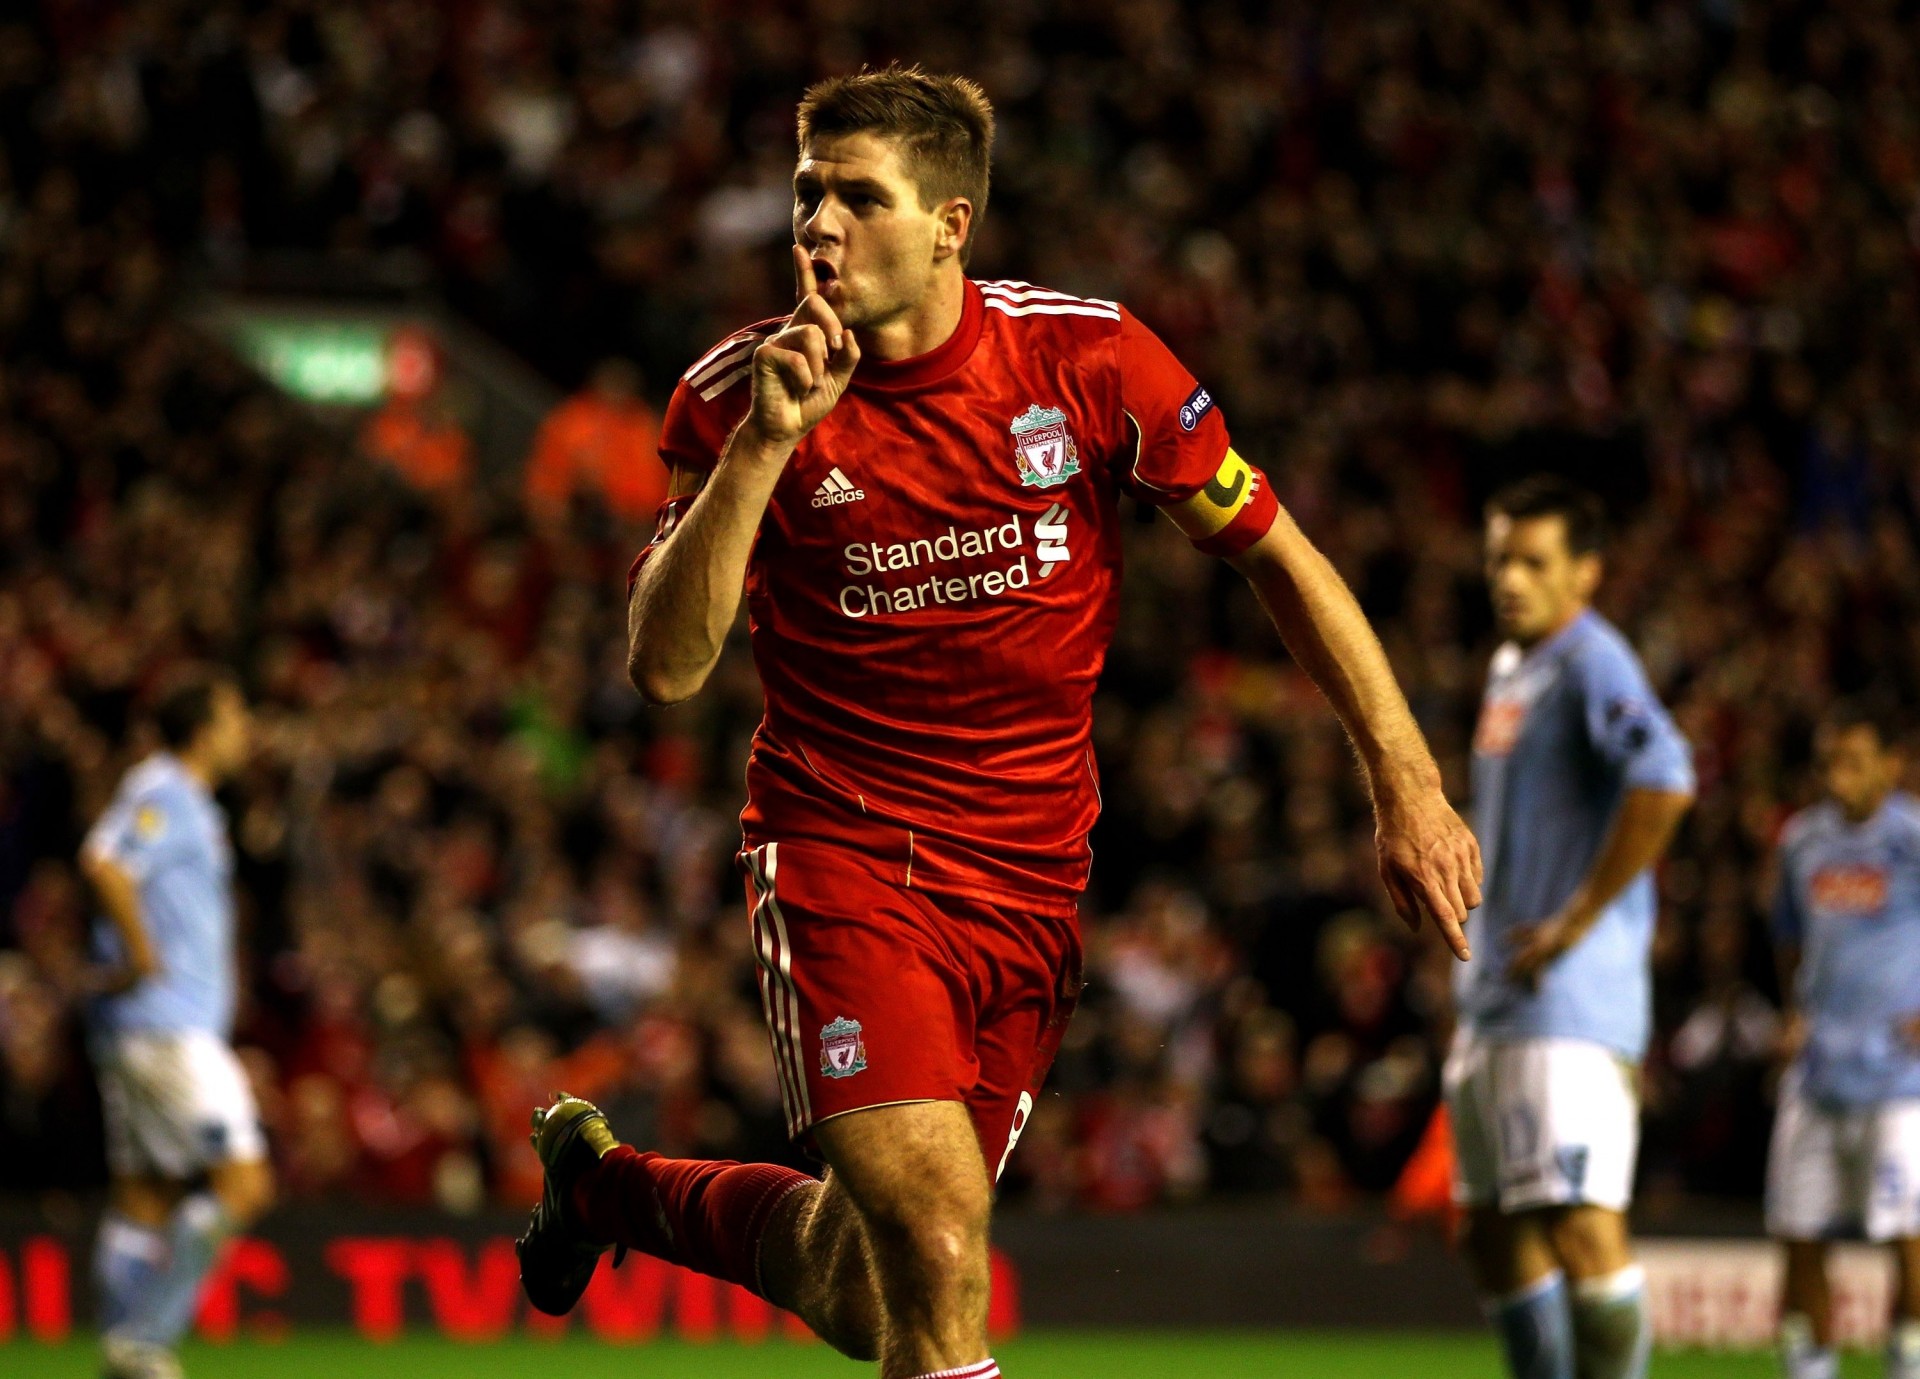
[636,279,1277,916]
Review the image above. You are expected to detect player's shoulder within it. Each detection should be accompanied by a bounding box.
[1882,792,1920,840]
[1780,799,1842,853]
[974,279,1124,339]
[674,316,787,406]
[1564,611,1651,684]
[121,752,187,802]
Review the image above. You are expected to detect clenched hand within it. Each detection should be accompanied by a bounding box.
[746,245,862,448]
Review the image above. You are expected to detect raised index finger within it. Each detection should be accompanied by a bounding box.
[793,243,817,304]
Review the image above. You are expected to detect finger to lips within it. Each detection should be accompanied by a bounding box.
[793,243,816,302]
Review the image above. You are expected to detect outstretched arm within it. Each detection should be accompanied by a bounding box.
[628,247,861,704]
[1220,501,1483,960]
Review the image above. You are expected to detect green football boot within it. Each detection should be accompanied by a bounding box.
[516,1092,627,1316]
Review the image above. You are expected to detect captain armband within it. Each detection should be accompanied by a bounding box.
[1164,448,1279,558]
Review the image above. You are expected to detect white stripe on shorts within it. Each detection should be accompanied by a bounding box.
[746,844,812,1135]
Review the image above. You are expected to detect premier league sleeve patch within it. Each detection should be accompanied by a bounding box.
[819,1016,868,1079]
[1178,384,1215,432]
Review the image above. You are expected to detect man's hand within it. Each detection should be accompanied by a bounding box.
[1504,905,1597,988]
[745,245,862,449]
[1374,784,1483,962]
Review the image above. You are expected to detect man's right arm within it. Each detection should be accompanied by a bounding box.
[77,848,158,996]
[626,428,791,704]
[627,246,860,705]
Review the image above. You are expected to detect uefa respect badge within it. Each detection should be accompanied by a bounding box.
[1010,404,1081,488]
[819,1016,868,1079]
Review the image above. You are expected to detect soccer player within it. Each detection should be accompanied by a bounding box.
[1767,704,1920,1379]
[517,66,1482,1379]
[79,672,273,1379]
[1447,476,1695,1379]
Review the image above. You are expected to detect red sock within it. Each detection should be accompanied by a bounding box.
[571,1147,814,1297]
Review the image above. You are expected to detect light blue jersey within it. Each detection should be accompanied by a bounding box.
[85,754,236,1038]
[1772,792,1920,1107]
[1456,609,1694,1060]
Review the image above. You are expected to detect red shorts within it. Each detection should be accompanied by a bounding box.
[739,839,1084,1181]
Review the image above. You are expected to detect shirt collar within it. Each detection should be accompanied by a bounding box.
[848,279,983,395]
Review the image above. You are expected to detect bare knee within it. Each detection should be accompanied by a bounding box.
[863,1178,990,1281]
[110,1176,183,1229]
[211,1159,275,1227]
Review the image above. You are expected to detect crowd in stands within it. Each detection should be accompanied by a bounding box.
[5,0,1920,1216]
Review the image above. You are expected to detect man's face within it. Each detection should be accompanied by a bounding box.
[200,684,251,780]
[1484,512,1601,645]
[1822,723,1901,819]
[792,132,963,330]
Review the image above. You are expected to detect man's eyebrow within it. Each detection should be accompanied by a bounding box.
[792,170,892,198]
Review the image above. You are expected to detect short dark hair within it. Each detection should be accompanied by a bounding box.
[1487,475,1607,556]
[152,669,226,750]
[1824,697,1907,752]
[797,64,994,265]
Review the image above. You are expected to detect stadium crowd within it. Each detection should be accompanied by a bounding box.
[5,0,1920,1217]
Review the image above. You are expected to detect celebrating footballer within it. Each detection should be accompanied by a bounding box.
[516,64,1481,1379]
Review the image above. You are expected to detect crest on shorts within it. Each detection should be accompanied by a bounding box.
[1010,405,1080,489]
[819,1016,868,1079]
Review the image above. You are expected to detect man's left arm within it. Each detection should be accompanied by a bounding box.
[1171,481,1483,960]
[1504,787,1693,985]
[1505,642,1696,985]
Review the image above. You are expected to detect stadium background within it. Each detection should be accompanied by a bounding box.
[2,0,1918,1370]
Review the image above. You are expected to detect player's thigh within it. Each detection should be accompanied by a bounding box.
[1865,1098,1920,1243]
[1767,1071,1853,1241]
[1542,1203,1633,1280]
[967,907,1083,1185]
[97,1032,259,1182]
[741,841,976,1143]
[1462,1205,1559,1294]
[1443,1029,1502,1211]
[813,1099,992,1247]
[1488,1037,1639,1213]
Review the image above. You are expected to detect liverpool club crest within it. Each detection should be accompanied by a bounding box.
[1010,405,1081,489]
[819,1016,868,1079]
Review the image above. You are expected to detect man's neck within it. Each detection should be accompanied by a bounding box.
[858,269,966,362]
[1514,604,1587,652]
[1840,789,1892,825]
[174,747,217,791]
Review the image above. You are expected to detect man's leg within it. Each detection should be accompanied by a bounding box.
[1777,1240,1837,1379]
[96,1176,178,1341]
[1890,1237,1920,1379]
[1545,1205,1649,1379]
[1463,1206,1575,1379]
[564,1099,994,1378]
[119,1157,275,1351]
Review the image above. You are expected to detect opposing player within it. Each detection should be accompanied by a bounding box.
[517,66,1482,1379]
[1447,477,1695,1379]
[79,672,273,1379]
[1767,704,1920,1379]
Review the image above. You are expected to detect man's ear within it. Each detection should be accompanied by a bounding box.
[934,197,973,262]
[1574,552,1603,602]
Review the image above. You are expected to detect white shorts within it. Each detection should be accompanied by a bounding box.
[1766,1069,1920,1242]
[95,1030,266,1180]
[1444,1030,1641,1213]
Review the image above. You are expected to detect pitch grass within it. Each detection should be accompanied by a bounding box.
[0,1331,1877,1377]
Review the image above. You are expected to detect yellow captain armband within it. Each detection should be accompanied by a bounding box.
[1165,449,1278,557]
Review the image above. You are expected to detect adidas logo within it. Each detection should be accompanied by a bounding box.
[811,468,866,508]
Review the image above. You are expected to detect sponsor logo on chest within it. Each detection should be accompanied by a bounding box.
[1808,864,1889,914]
[1475,650,1557,757]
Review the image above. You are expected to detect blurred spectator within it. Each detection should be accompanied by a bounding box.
[524,359,665,526]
